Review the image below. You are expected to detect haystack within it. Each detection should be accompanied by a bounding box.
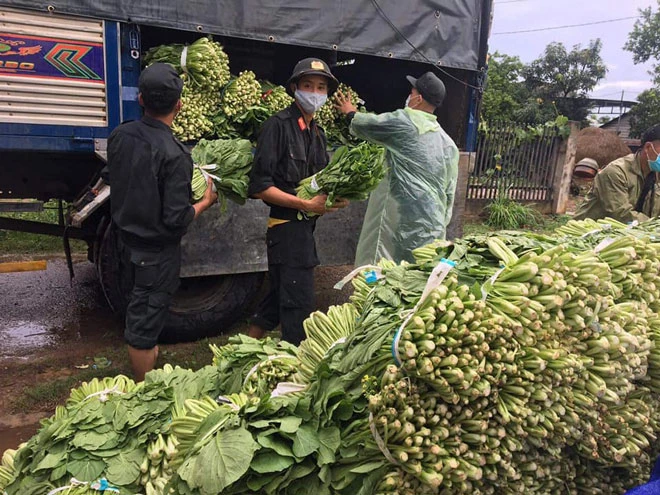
[575,127,631,169]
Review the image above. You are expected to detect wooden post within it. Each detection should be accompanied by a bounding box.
[447,152,474,240]
[551,122,580,215]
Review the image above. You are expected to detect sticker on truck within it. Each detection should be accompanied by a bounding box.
[0,33,104,83]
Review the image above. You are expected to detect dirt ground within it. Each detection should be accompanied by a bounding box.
[0,257,354,453]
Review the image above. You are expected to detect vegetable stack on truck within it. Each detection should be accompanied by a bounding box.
[0,1,492,341]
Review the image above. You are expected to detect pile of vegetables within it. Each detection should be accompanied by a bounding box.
[10,217,660,494]
[296,142,386,213]
[190,138,254,208]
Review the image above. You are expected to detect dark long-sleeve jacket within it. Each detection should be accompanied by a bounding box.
[104,116,195,249]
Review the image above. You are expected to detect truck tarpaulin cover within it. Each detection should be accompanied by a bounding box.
[0,1,486,71]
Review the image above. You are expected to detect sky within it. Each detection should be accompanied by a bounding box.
[489,0,656,104]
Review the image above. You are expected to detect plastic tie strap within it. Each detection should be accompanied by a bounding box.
[243,354,297,387]
[333,264,382,290]
[47,478,96,495]
[196,163,221,191]
[84,385,124,403]
[310,174,321,193]
[270,382,308,397]
[368,412,400,466]
[180,45,189,74]
[391,259,455,366]
[580,228,603,238]
[481,266,506,301]
[594,237,615,253]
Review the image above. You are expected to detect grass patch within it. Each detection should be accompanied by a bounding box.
[464,214,570,237]
[0,201,87,254]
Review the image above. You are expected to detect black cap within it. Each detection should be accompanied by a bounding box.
[285,58,339,96]
[139,63,184,96]
[406,72,446,107]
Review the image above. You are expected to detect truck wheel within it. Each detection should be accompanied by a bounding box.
[95,222,264,343]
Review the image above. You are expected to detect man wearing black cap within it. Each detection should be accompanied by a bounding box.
[104,62,217,380]
[246,58,348,345]
[335,72,459,264]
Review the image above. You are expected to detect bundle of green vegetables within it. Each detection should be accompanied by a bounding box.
[296,142,386,212]
[170,79,218,142]
[190,138,254,209]
[316,83,365,146]
[143,37,230,91]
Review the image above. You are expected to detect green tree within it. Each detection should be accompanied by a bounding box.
[625,1,660,85]
[629,88,660,138]
[480,52,528,123]
[522,40,607,123]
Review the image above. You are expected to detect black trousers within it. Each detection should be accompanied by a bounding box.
[250,219,318,345]
[118,238,181,349]
[251,264,314,345]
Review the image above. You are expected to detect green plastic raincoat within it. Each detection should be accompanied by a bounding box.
[351,108,459,265]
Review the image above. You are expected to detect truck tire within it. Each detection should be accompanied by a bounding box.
[95,222,264,343]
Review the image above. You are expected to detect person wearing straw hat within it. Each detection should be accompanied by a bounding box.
[575,124,660,222]
[104,63,217,381]
[246,58,348,346]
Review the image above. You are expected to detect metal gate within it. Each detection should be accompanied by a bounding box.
[468,123,563,203]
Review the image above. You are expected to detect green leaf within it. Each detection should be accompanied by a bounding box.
[317,427,341,466]
[34,449,67,472]
[105,448,145,486]
[257,433,295,457]
[292,424,320,458]
[250,451,295,473]
[66,457,106,482]
[181,426,258,493]
[277,416,302,434]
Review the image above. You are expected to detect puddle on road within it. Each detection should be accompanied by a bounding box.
[0,322,58,355]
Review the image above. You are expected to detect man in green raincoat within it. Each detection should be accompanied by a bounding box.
[574,124,660,222]
[335,72,459,265]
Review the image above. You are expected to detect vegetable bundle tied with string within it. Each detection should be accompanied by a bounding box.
[296,142,386,212]
[190,138,254,210]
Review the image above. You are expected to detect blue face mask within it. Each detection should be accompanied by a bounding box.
[295,89,327,114]
[648,144,660,172]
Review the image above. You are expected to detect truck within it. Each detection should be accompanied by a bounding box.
[0,0,492,341]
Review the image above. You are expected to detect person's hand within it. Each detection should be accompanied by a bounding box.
[201,177,218,208]
[331,197,350,210]
[303,195,350,215]
[334,90,357,115]
[303,194,331,215]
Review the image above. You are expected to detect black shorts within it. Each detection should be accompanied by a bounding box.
[119,241,181,349]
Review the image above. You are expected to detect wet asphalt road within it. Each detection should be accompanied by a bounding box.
[0,257,353,361]
[0,258,121,361]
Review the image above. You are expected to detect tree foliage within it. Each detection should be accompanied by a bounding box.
[481,41,607,125]
[522,40,607,123]
[480,52,527,123]
[625,1,660,85]
[629,88,660,138]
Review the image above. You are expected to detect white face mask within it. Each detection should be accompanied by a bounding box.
[405,94,421,109]
[295,89,327,114]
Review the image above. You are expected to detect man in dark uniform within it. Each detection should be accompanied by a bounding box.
[105,63,217,381]
[247,58,348,345]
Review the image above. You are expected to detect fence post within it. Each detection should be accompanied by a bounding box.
[447,152,474,240]
[551,122,580,215]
